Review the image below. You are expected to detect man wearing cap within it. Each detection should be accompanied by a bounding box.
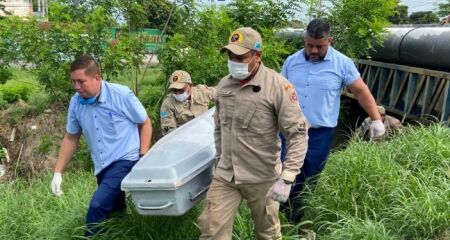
[280,18,385,222]
[358,105,402,138]
[197,27,308,240]
[160,70,215,135]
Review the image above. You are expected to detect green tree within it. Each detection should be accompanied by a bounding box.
[322,0,397,58]
[437,0,450,17]
[409,11,439,24]
[226,0,301,30]
[388,4,409,24]
[159,1,299,88]
[143,0,193,35]
[287,19,305,29]
[0,1,147,101]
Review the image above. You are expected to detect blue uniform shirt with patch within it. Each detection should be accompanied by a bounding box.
[66,81,148,175]
[281,47,360,128]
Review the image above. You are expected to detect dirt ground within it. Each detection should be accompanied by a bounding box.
[0,102,67,181]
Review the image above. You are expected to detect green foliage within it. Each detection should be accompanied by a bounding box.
[226,0,301,30]
[0,66,12,84]
[0,1,146,101]
[36,134,54,155]
[159,6,235,87]
[0,84,36,103]
[0,148,5,162]
[306,124,450,239]
[4,105,32,127]
[160,1,299,87]
[0,97,6,110]
[388,4,409,24]
[438,0,450,17]
[322,0,397,58]
[143,0,194,35]
[0,171,306,239]
[409,11,440,24]
[71,138,93,172]
[28,91,52,114]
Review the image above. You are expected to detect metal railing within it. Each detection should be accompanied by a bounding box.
[344,59,450,122]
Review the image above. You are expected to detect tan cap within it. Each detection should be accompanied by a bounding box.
[168,70,192,90]
[377,105,386,115]
[220,27,263,55]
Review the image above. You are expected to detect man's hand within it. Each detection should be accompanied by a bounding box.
[369,119,385,138]
[266,179,292,203]
[51,172,63,196]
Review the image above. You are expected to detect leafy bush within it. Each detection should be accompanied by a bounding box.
[0,2,146,101]
[28,91,52,115]
[0,96,7,109]
[326,0,397,58]
[159,1,300,89]
[0,84,36,103]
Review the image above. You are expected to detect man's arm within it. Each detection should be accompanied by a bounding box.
[348,78,381,120]
[138,118,152,156]
[54,132,81,173]
[160,99,178,136]
[276,82,308,183]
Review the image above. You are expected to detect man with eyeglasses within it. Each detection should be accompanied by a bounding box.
[160,70,216,136]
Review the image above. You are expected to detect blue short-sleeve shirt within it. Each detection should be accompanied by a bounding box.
[281,47,360,127]
[66,81,148,175]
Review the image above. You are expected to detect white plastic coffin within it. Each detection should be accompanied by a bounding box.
[121,107,216,216]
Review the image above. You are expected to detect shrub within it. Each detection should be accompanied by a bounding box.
[0,84,36,103]
[28,91,52,115]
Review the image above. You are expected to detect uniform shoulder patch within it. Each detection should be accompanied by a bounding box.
[160,111,169,119]
[290,92,298,103]
[284,83,295,92]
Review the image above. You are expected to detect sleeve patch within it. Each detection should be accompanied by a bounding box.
[284,83,294,92]
[160,111,168,119]
[290,92,298,103]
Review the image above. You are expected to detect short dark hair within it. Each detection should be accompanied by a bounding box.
[70,55,100,76]
[306,19,331,39]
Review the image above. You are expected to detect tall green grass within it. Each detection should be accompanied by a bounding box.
[1,124,448,239]
[305,123,450,239]
[0,170,303,239]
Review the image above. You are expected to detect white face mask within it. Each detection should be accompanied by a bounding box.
[173,91,189,102]
[228,59,252,80]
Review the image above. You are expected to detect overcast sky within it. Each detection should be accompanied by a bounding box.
[400,0,447,14]
[199,0,447,15]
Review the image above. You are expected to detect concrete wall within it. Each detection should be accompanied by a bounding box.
[2,0,32,17]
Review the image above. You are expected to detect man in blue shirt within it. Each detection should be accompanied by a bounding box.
[50,55,152,236]
[280,19,385,222]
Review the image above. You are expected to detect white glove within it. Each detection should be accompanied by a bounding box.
[51,172,63,196]
[369,119,385,138]
[266,179,292,203]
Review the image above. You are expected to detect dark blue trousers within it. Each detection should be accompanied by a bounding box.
[280,127,335,220]
[85,160,137,237]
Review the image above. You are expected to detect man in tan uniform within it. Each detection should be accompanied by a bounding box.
[358,105,402,138]
[160,70,215,135]
[198,27,309,240]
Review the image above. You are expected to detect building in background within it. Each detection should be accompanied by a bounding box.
[1,0,47,18]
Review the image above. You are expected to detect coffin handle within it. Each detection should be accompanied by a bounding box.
[137,202,173,210]
[189,186,209,202]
